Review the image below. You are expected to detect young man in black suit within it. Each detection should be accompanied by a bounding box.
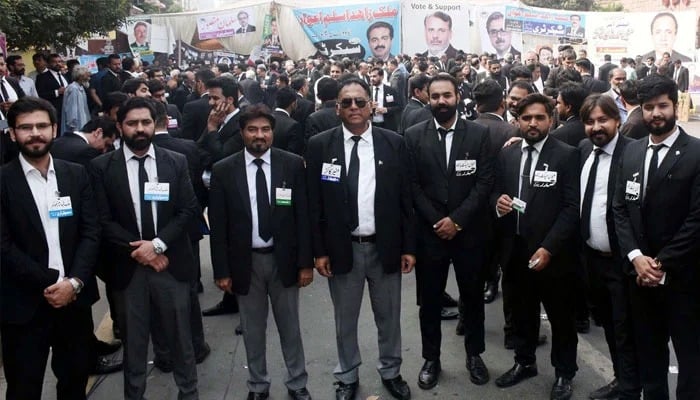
[90,97,201,399]
[492,93,580,400]
[51,116,117,167]
[209,104,313,400]
[400,73,431,134]
[198,77,244,171]
[272,87,304,155]
[1,97,100,399]
[369,67,401,132]
[552,83,588,146]
[618,80,648,140]
[181,69,215,141]
[35,54,68,129]
[613,74,700,400]
[304,77,340,139]
[305,78,416,400]
[405,74,493,389]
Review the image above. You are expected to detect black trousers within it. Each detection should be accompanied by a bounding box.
[1,303,94,400]
[583,246,640,399]
[628,273,700,400]
[417,233,485,361]
[504,236,578,379]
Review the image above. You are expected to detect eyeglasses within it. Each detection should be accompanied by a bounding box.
[14,123,53,133]
[488,29,508,36]
[339,98,369,108]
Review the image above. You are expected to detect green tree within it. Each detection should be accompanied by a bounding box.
[0,0,131,51]
[521,0,596,11]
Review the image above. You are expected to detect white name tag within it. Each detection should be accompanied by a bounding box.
[533,170,557,187]
[276,188,292,206]
[49,196,73,218]
[386,94,394,103]
[321,163,342,182]
[455,159,477,176]
[512,197,527,213]
[625,181,641,201]
[167,118,178,129]
[144,182,170,201]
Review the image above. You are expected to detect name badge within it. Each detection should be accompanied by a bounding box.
[455,159,477,176]
[167,118,178,129]
[386,94,394,103]
[625,181,641,201]
[276,188,292,206]
[321,162,342,182]
[144,182,170,201]
[512,197,527,213]
[49,196,73,218]
[533,170,557,187]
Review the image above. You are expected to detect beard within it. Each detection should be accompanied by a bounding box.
[123,132,152,151]
[523,127,548,145]
[432,103,458,124]
[645,115,676,137]
[19,137,53,158]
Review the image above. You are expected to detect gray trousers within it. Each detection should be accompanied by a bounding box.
[328,242,403,384]
[116,267,198,400]
[237,252,308,393]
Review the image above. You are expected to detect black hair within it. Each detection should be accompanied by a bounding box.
[7,97,56,128]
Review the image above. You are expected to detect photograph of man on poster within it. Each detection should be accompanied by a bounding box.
[422,11,460,59]
[236,11,256,34]
[130,21,150,52]
[367,21,395,62]
[642,12,691,64]
[485,11,521,60]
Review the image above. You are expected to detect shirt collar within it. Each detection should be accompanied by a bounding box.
[73,131,90,144]
[485,112,504,121]
[19,153,55,177]
[342,123,373,144]
[222,108,240,126]
[275,108,290,117]
[433,115,458,132]
[594,132,619,156]
[123,143,156,161]
[521,135,548,153]
[244,148,271,166]
[647,126,680,149]
[154,130,169,136]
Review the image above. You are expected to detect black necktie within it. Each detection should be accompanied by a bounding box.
[0,79,8,102]
[646,144,665,190]
[57,73,64,87]
[520,146,535,200]
[437,127,451,168]
[374,86,379,102]
[253,158,272,241]
[581,148,602,240]
[347,136,361,230]
[136,156,156,240]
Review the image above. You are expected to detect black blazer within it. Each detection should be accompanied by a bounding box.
[291,95,315,131]
[1,159,100,324]
[51,132,101,168]
[474,113,518,157]
[197,111,243,169]
[305,126,416,274]
[373,84,401,132]
[620,107,648,140]
[405,118,494,248]
[613,128,700,279]
[35,70,66,115]
[89,146,200,290]
[400,98,426,134]
[180,94,210,141]
[491,136,580,274]
[99,72,122,101]
[305,102,340,139]
[578,134,632,257]
[2,76,26,99]
[209,148,313,294]
[273,110,304,155]
[552,117,586,147]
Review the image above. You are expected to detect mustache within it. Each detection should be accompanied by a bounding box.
[374,45,385,50]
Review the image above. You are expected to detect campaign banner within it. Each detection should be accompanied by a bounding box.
[293,3,400,60]
[505,5,587,41]
[475,6,523,60]
[401,2,469,59]
[78,55,101,74]
[197,13,238,40]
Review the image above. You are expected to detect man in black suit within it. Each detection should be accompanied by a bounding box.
[575,58,610,94]
[171,71,194,113]
[492,93,580,400]
[35,53,68,130]
[209,104,313,400]
[405,74,493,390]
[618,81,647,140]
[236,10,256,33]
[289,76,315,134]
[671,59,689,92]
[272,87,304,155]
[99,54,123,104]
[51,117,117,167]
[0,55,26,110]
[369,67,401,132]
[613,74,700,400]
[1,97,100,400]
[304,77,340,139]
[577,94,640,400]
[552,83,588,146]
[181,69,215,141]
[90,97,200,399]
[148,79,183,137]
[305,78,416,400]
[399,73,431,134]
[597,55,618,83]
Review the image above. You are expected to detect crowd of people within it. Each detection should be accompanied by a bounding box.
[1,42,699,400]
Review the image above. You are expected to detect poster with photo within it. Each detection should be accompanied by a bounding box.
[475,6,523,60]
[401,2,468,59]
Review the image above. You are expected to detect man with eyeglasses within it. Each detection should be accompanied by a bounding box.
[306,77,416,400]
[486,12,521,60]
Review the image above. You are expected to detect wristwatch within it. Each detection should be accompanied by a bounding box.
[454,222,463,232]
[152,239,165,255]
[68,277,83,294]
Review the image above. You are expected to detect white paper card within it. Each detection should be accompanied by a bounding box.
[321,163,342,182]
[455,159,477,176]
[49,196,73,218]
[276,188,292,206]
[144,182,170,201]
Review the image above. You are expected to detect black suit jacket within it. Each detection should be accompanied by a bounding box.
[236,25,256,33]
[1,159,100,324]
[578,134,632,257]
[209,148,312,294]
[99,72,122,102]
[373,84,401,132]
[399,98,426,134]
[401,104,432,134]
[90,146,200,290]
[305,126,416,274]
[405,118,494,248]
[51,132,100,168]
[675,66,689,92]
[552,117,586,147]
[197,111,243,169]
[620,107,648,140]
[152,132,207,212]
[491,136,580,275]
[421,44,458,60]
[180,94,210,141]
[613,128,700,281]
[597,62,618,82]
[474,113,518,157]
[291,95,315,130]
[35,70,66,115]
[171,84,192,113]
[2,77,25,100]
[239,79,265,105]
[582,75,610,94]
[305,101,340,139]
[273,110,304,155]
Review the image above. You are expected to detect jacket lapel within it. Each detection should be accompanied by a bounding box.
[112,149,138,228]
[55,162,71,239]
[447,120,467,176]
[233,154,252,220]
[269,149,284,216]
[426,123,447,176]
[9,160,46,239]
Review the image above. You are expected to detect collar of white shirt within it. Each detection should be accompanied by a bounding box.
[342,123,372,144]
[19,153,55,177]
[73,131,90,144]
[244,148,271,166]
[123,143,156,161]
[485,112,504,121]
[521,134,548,153]
[274,108,290,117]
[222,108,240,127]
[433,115,458,132]
[647,126,680,148]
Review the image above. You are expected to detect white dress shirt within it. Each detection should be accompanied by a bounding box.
[17,75,38,97]
[123,145,163,247]
[627,126,680,262]
[49,70,67,97]
[19,154,64,281]
[372,84,385,123]
[580,134,619,252]
[343,123,376,236]
[245,149,275,248]
[0,77,19,102]
[434,116,458,169]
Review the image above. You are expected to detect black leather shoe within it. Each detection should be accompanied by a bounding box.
[382,375,410,400]
[551,377,573,400]
[93,356,123,375]
[467,355,490,385]
[442,292,459,308]
[589,379,618,399]
[418,360,441,390]
[495,363,538,388]
[440,308,459,320]
[202,300,239,316]
[154,358,173,373]
[484,281,499,303]
[195,342,211,364]
[576,318,591,334]
[288,387,312,400]
[95,339,122,356]
[334,381,358,400]
[455,318,465,336]
[247,392,269,400]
